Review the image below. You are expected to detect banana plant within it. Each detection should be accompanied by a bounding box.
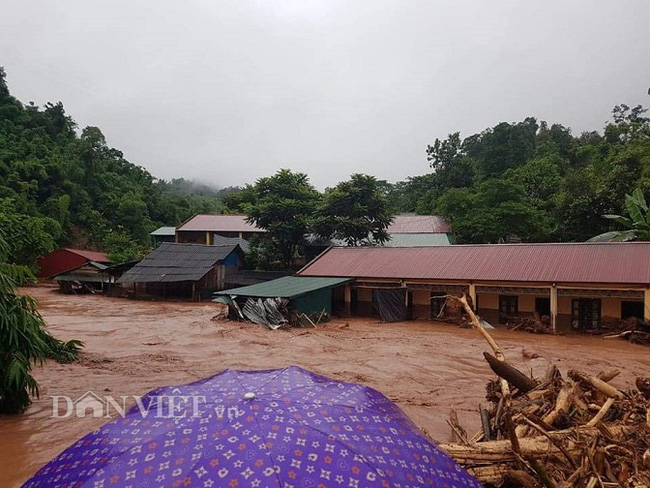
[589,189,650,242]
[0,231,84,414]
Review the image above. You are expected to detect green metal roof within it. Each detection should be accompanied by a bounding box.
[216,276,352,299]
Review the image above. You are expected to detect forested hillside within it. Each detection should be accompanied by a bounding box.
[0,68,230,267]
[2,64,649,271]
[388,106,650,243]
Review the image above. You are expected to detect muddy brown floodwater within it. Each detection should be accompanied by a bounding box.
[2,287,649,487]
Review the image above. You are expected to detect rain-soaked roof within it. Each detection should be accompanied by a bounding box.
[298,242,650,285]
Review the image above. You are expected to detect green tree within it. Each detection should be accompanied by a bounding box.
[0,231,83,414]
[436,179,551,243]
[0,199,61,271]
[243,169,319,268]
[313,174,393,246]
[103,231,151,263]
[115,192,153,242]
[467,118,539,178]
[605,104,650,143]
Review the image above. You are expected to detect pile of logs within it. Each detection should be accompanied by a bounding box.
[601,318,650,346]
[439,295,650,487]
[506,315,551,334]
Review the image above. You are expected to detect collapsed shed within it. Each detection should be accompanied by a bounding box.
[117,243,243,300]
[214,276,352,327]
[53,261,110,294]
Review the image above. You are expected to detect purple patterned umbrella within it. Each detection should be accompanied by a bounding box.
[25,366,480,487]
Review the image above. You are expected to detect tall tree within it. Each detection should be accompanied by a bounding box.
[313,174,393,246]
[243,169,319,268]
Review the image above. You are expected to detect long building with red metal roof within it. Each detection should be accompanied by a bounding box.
[173,214,451,247]
[297,242,650,330]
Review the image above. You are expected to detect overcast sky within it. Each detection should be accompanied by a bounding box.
[2,1,649,189]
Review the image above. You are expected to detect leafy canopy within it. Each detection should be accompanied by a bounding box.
[313,174,393,246]
[242,169,320,268]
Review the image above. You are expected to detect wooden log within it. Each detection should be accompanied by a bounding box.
[521,416,578,470]
[479,404,493,441]
[504,411,523,469]
[596,370,620,382]
[568,370,624,399]
[542,382,574,426]
[440,425,632,466]
[585,397,615,427]
[465,464,511,484]
[447,409,469,445]
[454,294,504,359]
[448,294,511,397]
[483,352,538,393]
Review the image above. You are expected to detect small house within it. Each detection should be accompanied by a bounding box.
[117,243,244,300]
[175,214,265,245]
[37,248,111,280]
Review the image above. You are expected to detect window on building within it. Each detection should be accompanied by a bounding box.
[621,301,644,320]
[572,298,601,329]
[499,295,518,324]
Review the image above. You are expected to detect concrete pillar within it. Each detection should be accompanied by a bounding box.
[645,288,650,322]
[344,284,351,317]
[468,283,477,310]
[550,285,558,333]
[239,232,243,239]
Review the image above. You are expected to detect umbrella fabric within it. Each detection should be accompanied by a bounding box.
[25,366,481,487]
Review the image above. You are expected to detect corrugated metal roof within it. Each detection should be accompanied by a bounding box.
[54,262,110,282]
[177,215,265,233]
[118,243,240,284]
[54,274,107,283]
[384,233,450,247]
[305,233,450,248]
[212,235,250,253]
[150,226,176,236]
[298,243,650,285]
[216,276,352,299]
[387,215,450,234]
[63,248,110,262]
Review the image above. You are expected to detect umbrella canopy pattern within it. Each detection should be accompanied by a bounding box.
[25,366,480,487]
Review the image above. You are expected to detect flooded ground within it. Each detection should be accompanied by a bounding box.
[2,287,649,487]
